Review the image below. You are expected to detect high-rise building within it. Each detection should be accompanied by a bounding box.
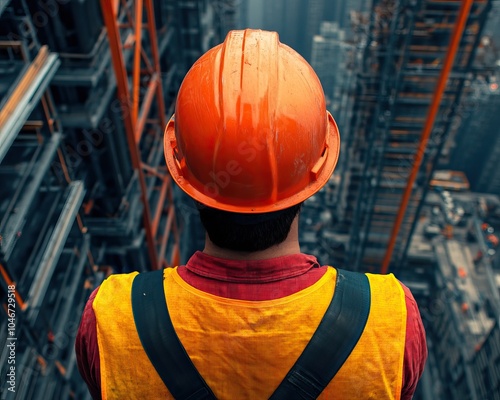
[302,0,326,60]
[238,0,346,61]
[449,82,500,194]
[237,0,305,55]
[330,0,366,29]
[311,22,347,102]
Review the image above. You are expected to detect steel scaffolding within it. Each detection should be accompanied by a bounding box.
[341,0,492,274]
[0,21,98,397]
[100,0,179,270]
[1,1,232,397]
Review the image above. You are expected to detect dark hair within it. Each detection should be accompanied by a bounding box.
[198,203,302,252]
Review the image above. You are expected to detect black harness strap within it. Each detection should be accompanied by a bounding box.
[132,269,216,400]
[269,269,370,400]
[131,268,370,400]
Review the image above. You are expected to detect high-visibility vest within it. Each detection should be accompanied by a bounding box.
[94,267,406,399]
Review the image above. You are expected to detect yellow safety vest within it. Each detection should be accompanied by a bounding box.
[94,267,406,399]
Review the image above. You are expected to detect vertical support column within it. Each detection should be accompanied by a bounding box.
[145,0,167,130]
[100,0,180,269]
[100,0,159,269]
[381,0,474,274]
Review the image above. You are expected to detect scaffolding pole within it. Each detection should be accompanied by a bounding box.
[381,0,474,274]
[100,0,178,270]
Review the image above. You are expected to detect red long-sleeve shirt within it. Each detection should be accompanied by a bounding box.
[76,251,427,399]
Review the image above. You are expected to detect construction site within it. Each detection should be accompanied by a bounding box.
[1,0,500,399]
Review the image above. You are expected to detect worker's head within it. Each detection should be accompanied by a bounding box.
[164,29,340,251]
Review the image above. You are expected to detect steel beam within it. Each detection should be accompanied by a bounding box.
[0,133,62,260]
[100,0,179,270]
[381,0,474,274]
[53,235,90,335]
[26,181,85,322]
[100,0,159,269]
[0,49,60,163]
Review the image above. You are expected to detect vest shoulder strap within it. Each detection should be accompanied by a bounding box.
[131,269,216,400]
[131,268,370,400]
[269,269,370,399]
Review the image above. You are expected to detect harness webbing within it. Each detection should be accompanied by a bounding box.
[131,268,370,399]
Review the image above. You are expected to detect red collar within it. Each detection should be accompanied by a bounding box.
[185,251,321,283]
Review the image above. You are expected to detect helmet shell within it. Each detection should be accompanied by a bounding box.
[164,29,340,212]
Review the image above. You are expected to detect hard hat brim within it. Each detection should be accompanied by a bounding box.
[164,112,340,213]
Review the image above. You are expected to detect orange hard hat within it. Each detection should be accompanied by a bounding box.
[164,29,340,213]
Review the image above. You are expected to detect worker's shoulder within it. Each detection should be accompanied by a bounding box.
[390,277,419,306]
[362,271,412,306]
[363,271,404,288]
[94,271,140,304]
[102,270,140,287]
[363,272,422,321]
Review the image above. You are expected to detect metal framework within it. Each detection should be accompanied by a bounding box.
[0,27,96,397]
[343,0,492,274]
[381,0,474,273]
[0,1,220,398]
[100,0,179,270]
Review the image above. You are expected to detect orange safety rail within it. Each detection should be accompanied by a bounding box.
[100,0,179,270]
[381,0,474,274]
[0,262,27,310]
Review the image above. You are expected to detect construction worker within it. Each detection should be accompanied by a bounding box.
[76,29,427,399]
